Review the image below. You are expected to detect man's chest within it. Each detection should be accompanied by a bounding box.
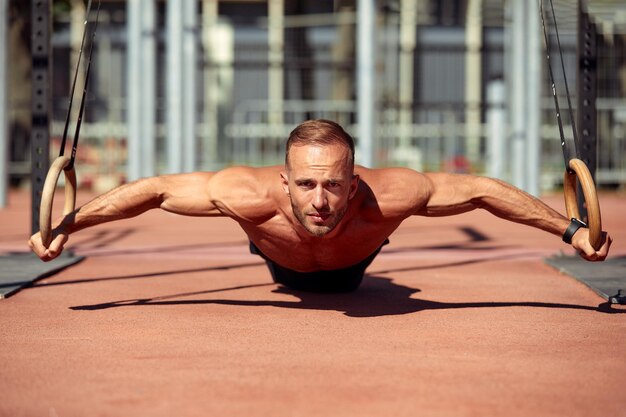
[243,216,399,271]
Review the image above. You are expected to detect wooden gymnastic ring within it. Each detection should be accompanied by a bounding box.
[563,158,602,251]
[39,155,77,248]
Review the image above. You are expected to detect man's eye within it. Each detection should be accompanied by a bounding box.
[328,182,340,188]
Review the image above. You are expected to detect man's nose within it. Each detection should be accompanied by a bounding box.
[312,186,328,210]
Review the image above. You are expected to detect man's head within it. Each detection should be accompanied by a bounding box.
[285,119,355,170]
[281,120,359,237]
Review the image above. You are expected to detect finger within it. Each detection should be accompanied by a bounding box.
[601,232,612,252]
[46,243,62,260]
[593,252,606,261]
[579,250,599,262]
[45,233,67,260]
[29,234,54,262]
[28,235,47,259]
[579,241,597,258]
[594,233,612,261]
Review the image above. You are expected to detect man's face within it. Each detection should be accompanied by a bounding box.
[281,144,359,237]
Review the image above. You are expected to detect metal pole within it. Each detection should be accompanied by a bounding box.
[509,0,526,190]
[526,0,541,196]
[398,0,416,151]
[202,0,219,170]
[31,0,52,234]
[0,0,8,207]
[577,2,597,223]
[141,0,156,177]
[182,0,197,172]
[487,79,506,180]
[126,0,141,180]
[357,0,376,167]
[129,0,156,180]
[268,0,284,126]
[464,0,482,165]
[166,0,183,173]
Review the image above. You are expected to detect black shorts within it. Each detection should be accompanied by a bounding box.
[249,239,389,293]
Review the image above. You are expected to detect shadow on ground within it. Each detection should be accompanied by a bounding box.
[70,274,624,317]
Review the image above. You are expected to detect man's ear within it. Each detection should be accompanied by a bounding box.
[280,171,290,196]
[348,174,360,200]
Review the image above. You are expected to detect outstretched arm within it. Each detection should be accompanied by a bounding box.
[415,172,611,261]
[28,172,220,261]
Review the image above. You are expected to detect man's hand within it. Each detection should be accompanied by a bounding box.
[28,226,69,262]
[571,228,612,261]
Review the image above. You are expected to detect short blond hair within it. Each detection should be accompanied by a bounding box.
[285,120,355,168]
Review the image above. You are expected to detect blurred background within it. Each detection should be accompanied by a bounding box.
[1,0,625,204]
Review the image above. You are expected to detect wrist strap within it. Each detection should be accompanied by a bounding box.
[562,218,587,244]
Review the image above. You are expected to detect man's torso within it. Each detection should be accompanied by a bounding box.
[216,166,425,272]
[242,210,402,271]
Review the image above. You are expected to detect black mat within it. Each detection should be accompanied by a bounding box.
[545,255,626,304]
[0,252,84,299]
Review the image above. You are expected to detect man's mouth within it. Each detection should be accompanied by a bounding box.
[308,212,331,222]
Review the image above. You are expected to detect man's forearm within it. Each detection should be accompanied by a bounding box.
[475,177,569,237]
[59,177,163,235]
[474,176,612,261]
[423,173,570,237]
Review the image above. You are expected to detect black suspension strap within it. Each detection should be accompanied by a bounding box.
[539,0,580,168]
[538,0,602,251]
[60,0,101,170]
[38,0,101,248]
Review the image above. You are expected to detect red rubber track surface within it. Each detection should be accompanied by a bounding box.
[1,189,625,417]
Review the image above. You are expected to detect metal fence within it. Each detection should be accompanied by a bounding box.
[6,1,626,192]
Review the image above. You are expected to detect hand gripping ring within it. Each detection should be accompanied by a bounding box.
[563,158,602,251]
[39,155,77,248]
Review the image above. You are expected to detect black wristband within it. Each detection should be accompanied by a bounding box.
[562,218,587,244]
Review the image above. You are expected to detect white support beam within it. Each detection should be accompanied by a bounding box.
[487,79,506,180]
[509,0,527,190]
[182,0,198,172]
[127,0,141,180]
[268,0,284,126]
[202,0,219,170]
[357,0,376,167]
[166,0,183,173]
[399,0,416,150]
[526,0,541,196]
[465,0,482,165]
[127,0,156,180]
[141,0,156,178]
[507,0,541,195]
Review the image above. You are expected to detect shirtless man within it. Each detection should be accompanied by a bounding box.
[29,119,612,293]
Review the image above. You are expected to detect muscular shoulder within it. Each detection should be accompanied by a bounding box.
[355,166,433,218]
[208,165,283,222]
